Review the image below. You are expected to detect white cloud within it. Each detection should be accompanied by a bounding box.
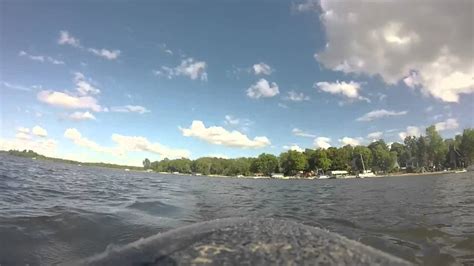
[435,118,459,131]
[32,126,47,137]
[356,109,408,122]
[58,30,120,61]
[284,90,310,101]
[111,105,150,114]
[1,126,56,156]
[277,103,288,109]
[223,115,253,132]
[253,62,273,75]
[69,111,96,121]
[88,48,121,60]
[1,137,58,157]
[339,137,361,146]
[315,81,369,102]
[246,78,279,99]
[58,30,81,47]
[367,131,383,140]
[313,0,474,102]
[292,128,316,138]
[398,126,421,140]
[180,120,271,149]
[15,132,31,140]
[17,127,30,134]
[64,128,113,154]
[37,73,104,112]
[37,90,103,112]
[154,58,207,81]
[74,72,100,95]
[224,115,240,126]
[111,134,190,159]
[294,0,319,12]
[19,51,64,65]
[314,137,331,149]
[64,128,190,160]
[283,144,304,152]
[1,81,31,92]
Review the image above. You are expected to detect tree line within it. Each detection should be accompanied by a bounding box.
[144,126,474,176]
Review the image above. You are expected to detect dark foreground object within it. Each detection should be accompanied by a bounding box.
[80,218,411,265]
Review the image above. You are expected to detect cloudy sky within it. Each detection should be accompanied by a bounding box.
[1,0,473,166]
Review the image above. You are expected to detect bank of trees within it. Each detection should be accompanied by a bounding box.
[144,127,474,176]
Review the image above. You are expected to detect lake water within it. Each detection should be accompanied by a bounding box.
[0,154,473,265]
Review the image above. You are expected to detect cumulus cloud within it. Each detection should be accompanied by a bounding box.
[111,134,190,159]
[58,30,81,47]
[154,58,207,81]
[339,137,361,146]
[435,118,459,131]
[64,128,190,159]
[1,126,57,156]
[19,51,65,65]
[367,131,383,140]
[15,132,31,140]
[312,0,474,102]
[17,127,30,134]
[283,144,304,152]
[356,109,408,122]
[246,79,279,99]
[284,90,310,101]
[64,128,111,153]
[253,62,273,75]
[37,73,104,112]
[314,137,331,149]
[1,137,58,157]
[110,105,150,114]
[88,48,121,60]
[74,72,100,95]
[315,81,369,102]
[37,90,103,112]
[68,111,96,121]
[224,115,240,126]
[292,128,316,138]
[32,126,47,137]
[180,120,271,148]
[398,126,422,140]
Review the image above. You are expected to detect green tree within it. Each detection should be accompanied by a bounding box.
[352,146,372,171]
[369,140,396,172]
[460,129,474,166]
[251,153,279,176]
[279,150,307,176]
[425,125,447,169]
[305,149,332,172]
[142,158,151,169]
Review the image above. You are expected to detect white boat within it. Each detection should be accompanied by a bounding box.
[271,173,284,179]
[358,170,376,178]
[318,175,331,179]
[454,169,467,173]
[124,168,130,171]
[356,154,375,178]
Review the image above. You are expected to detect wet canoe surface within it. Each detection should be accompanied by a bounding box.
[81,217,411,266]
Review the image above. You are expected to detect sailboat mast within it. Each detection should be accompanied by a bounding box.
[360,154,366,172]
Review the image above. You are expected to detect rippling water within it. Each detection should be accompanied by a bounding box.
[1,154,473,265]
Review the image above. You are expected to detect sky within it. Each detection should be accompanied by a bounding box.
[1,0,473,166]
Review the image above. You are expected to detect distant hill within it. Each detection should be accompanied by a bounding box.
[2,149,143,170]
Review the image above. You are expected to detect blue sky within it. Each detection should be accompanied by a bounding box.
[1,0,473,166]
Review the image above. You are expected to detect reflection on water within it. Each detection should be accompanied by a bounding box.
[0,154,473,265]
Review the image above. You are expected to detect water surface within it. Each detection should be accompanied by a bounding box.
[0,154,473,265]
